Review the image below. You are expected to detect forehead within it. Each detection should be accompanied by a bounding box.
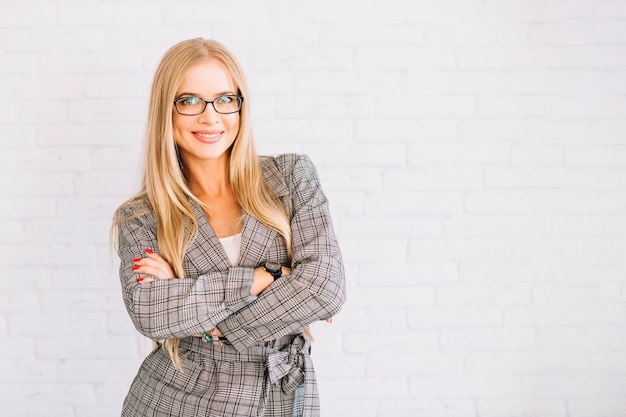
[176,59,236,95]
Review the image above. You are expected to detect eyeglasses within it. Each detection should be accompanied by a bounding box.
[173,95,244,116]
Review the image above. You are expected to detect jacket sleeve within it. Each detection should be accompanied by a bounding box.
[116,206,257,340]
[218,154,347,352]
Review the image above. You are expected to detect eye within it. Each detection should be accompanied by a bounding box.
[216,95,234,104]
[180,97,200,106]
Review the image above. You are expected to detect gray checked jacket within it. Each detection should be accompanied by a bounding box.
[116,153,346,416]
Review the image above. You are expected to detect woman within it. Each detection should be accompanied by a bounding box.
[112,38,346,416]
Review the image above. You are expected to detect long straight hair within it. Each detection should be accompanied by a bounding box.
[114,38,292,366]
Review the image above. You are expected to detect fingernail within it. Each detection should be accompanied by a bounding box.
[328,318,333,324]
[136,278,145,282]
[133,258,142,263]
[132,266,140,271]
[145,248,154,254]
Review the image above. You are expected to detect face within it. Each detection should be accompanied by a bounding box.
[172,59,240,168]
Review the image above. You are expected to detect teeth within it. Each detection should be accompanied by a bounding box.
[196,132,220,139]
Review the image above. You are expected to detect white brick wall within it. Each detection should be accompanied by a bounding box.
[1,1,625,416]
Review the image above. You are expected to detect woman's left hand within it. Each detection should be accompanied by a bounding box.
[132,248,175,283]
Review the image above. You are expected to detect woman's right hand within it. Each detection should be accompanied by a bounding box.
[250,265,291,295]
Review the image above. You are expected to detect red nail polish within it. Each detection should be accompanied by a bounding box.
[132,266,140,271]
[133,258,142,263]
[136,278,145,282]
[145,249,154,254]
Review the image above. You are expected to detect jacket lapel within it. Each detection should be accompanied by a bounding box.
[185,156,291,273]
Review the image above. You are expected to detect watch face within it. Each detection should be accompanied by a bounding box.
[265,262,281,273]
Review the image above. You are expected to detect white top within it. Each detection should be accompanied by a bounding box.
[218,233,242,266]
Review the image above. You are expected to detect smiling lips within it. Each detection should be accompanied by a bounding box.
[193,131,223,143]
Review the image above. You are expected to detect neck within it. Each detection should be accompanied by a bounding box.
[184,155,231,198]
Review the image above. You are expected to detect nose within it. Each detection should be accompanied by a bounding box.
[198,101,220,122]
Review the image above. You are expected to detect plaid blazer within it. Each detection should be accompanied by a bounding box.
[117,153,346,416]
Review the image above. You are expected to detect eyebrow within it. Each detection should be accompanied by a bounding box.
[176,91,236,98]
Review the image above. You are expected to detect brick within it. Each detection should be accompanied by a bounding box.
[0,99,67,123]
[68,98,146,123]
[38,50,144,74]
[321,377,408,400]
[270,0,376,23]
[248,47,353,71]
[2,27,104,52]
[536,326,626,351]
[344,329,439,355]
[529,20,626,45]
[569,398,626,417]
[374,1,479,23]
[485,167,626,190]
[302,142,405,166]
[426,23,528,47]
[443,214,626,237]
[325,24,425,46]
[332,307,408,331]
[0,197,56,219]
[408,306,503,328]
[565,145,626,167]
[75,172,141,197]
[57,196,125,220]
[511,143,563,165]
[0,148,91,173]
[0,52,36,75]
[294,70,400,95]
[0,290,39,313]
[466,191,626,214]
[460,259,626,284]
[366,191,464,215]
[277,95,375,118]
[85,73,151,98]
[0,125,37,147]
[0,75,84,100]
[58,358,143,383]
[0,268,53,290]
[378,399,477,417]
[37,123,145,147]
[25,219,111,243]
[35,335,140,359]
[341,215,442,239]
[478,398,567,417]
[0,337,34,358]
[378,95,477,118]
[356,46,456,70]
[410,238,510,261]
[355,119,458,143]
[408,142,511,166]
[58,2,161,26]
[0,407,74,417]
[0,173,74,197]
[504,303,624,326]
[10,312,106,337]
[40,289,122,312]
[457,45,626,70]
[0,221,24,243]
[348,285,434,308]
[358,261,458,286]
[340,238,407,262]
[384,167,484,191]
[436,284,531,306]
[0,360,56,383]
[313,353,367,378]
[441,328,534,352]
[0,3,56,27]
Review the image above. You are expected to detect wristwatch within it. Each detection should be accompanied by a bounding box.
[264,261,282,281]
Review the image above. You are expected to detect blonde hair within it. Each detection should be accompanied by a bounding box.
[113,38,292,367]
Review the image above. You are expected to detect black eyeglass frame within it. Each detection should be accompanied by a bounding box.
[173,95,244,116]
